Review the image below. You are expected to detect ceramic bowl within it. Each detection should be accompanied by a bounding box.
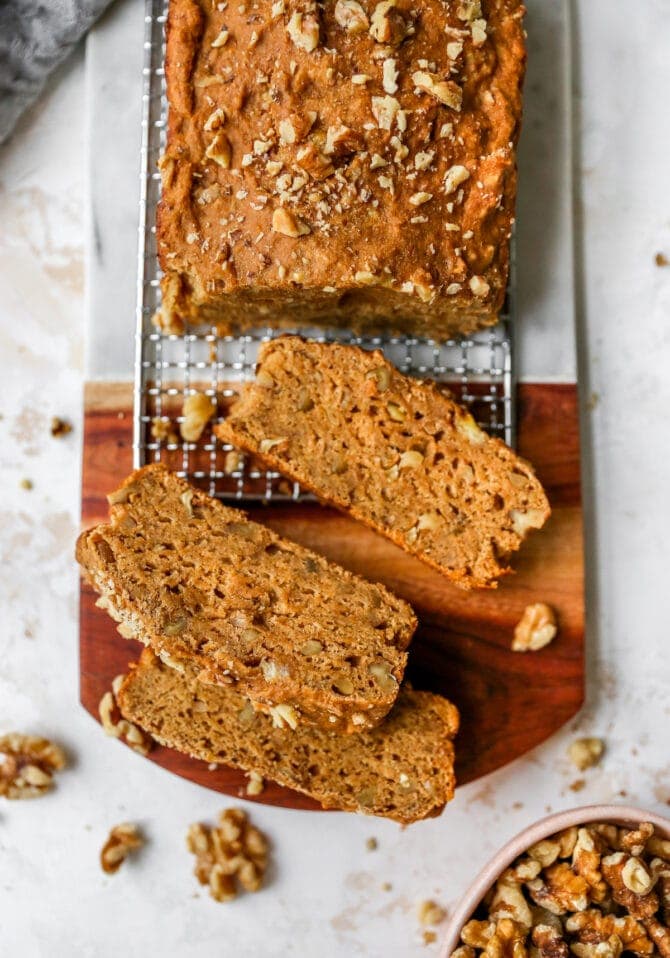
[439,804,670,958]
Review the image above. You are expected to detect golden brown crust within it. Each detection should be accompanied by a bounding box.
[118,649,459,824]
[215,337,550,589]
[76,464,416,733]
[157,0,526,336]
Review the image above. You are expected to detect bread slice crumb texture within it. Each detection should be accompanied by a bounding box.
[118,650,459,825]
[216,337,550,589]
[76,465,416,734]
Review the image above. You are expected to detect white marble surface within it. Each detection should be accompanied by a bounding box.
[1,3,670,957]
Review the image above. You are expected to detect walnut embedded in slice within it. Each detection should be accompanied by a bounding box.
[99,676,154,756]
[186,808,270,902]
[0,733,66,800]
[100,823,145,874]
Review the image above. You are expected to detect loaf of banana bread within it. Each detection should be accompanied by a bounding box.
[216,337,550,588]
[118,649,460,824]
[156,0,525,338]
[76,465,416,733]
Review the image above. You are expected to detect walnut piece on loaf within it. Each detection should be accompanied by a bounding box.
[156,0,526,338]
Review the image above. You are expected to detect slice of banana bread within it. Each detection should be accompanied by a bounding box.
[118,650,459,824]
[76,465,416,734]
[215,337,551,589]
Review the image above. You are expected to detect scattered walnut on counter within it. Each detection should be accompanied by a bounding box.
[418,899,448,926]
[0,733,66,799]
[512,603,557,652]
[451,821,670,958]
[100,823,145,874]
[569,737,605,772]
[186,807,270,903]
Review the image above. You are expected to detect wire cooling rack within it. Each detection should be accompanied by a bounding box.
[133,0,515,501]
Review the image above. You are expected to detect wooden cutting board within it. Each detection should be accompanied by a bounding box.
[79,380,584,811]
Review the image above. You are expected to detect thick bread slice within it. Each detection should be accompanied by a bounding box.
[216,337,550,589]
[118,650,459,824]
[76,464,415,734]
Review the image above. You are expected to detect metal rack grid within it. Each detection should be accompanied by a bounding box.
[133,0,515,502]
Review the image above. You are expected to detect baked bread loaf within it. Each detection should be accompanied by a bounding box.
[216,337,550,588]
[156,0,525,338]
[118,649,459,824]
[76,465,416,733]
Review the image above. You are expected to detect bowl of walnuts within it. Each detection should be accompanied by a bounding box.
[440,805,670,958]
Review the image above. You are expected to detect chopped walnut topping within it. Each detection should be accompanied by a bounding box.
[100,823,144,874]
[512,603,557,652]
[413,71,462,110]
[371,94,400,130]
[286,10,320,52]
[383,57,399,94]
[469,275,491,298]
[180,392,216,442]
[370,1,408,45]
[444,164,471,194]
[452,821,670,958]
[409,191,433,207]
[0,733,66,800]
[211,28,229,48]
[471,19,487,45]
[568,738,605,772]
[334,0,369,33]
[186,808,270,902]
[205,132,232,169]
[272,207,311,237]
[296,143,334,180]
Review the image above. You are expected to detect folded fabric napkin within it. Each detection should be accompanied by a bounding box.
[0,0,114,144]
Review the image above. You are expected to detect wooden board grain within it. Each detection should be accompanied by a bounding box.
[79,381,584,809]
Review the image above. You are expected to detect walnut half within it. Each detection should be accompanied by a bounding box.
[100,823,145,874]
[0,733,66,800]
[186,808,270,902]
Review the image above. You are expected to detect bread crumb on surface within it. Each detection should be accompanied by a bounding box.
[366,837,378,851]
[417,899,447,926]
[50,416,73,438]
[655,252,669,266]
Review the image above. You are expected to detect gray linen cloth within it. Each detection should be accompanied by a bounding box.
[0,0,114,144]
